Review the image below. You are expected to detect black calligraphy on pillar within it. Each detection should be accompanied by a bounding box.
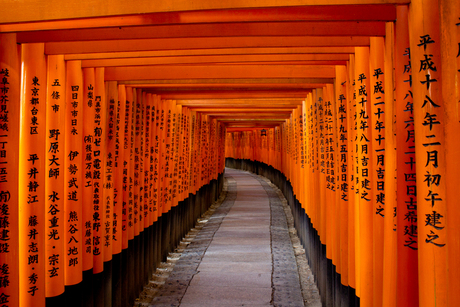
[133,101,141,225]
[357,73,371,202]
[318,96,325,176]
[83,83,94,255]
[418,34,444,248]
[373,68,386,218]
[325,98,335,191]
[338,94,348,201]
[104,98,115,249]
[0,61,11,303]
[400,47,418,249]
[27,75,42,296]
[93,95,102,256]
[144,103,151,221]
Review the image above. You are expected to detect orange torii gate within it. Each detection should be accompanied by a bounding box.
[0,0,459,307]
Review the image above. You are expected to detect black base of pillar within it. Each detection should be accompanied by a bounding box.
[93,271,104,307]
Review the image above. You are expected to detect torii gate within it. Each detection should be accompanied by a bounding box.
[0,0,459,306]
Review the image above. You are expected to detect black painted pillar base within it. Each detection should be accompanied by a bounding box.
[121,248,129,307]
[112,252,122,307]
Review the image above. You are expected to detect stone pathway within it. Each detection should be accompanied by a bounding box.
[147,168,320,307]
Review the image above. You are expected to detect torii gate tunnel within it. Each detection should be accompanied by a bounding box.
[0,0,459,306]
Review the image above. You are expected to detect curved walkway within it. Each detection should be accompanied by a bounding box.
[149,168,317,307]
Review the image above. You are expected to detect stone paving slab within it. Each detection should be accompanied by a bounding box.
[189,271,272,288]
[149,168,307,307]
[205,244,272,253]
[200,252,272,263]
[179,285,272,306]
[196,261,273,273]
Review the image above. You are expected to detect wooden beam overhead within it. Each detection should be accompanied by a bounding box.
[126,83,328,90]
[17,21,385,43]
[0,5,396,32]
[212,114,291,119]
[80,54,350,67]
[65,47,356,60]
[157,90,312,100]
[121,78,333,85]
[45,36,370,55]
[0,2,403,25]
[193,108,295,112]
[176,99,303,106]
[105,64,335,81]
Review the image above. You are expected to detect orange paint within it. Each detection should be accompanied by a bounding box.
[64,60,83,286]
[369,37,385,307]
[133,89,142,234]
[335,65,349,286]
[92,67,106,274]
[346,55,357,290]
[45,55,66,296]
[395,5,419,306]
[440,0,460,305]
[150,95,161,222]
[103,81,117,260]
[119,84,131,250]
[125,87,135,241]
[82,67,96,270]
[355,46,373,305]
[112,84,125,255]
[141,91,149,229]
[382,20,397,307]
[0,33,20,307]
[19,43,46,306]
[409,0,447,305]
[144,93,153,226]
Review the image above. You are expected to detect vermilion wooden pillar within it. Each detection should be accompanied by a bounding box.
[310,89,320,233]
[182,107,190,201]
[346,55,357,292]
[382,20,397,307]
[136,89,144,234]
[104,80,118,263]
[45,55,66,298]
[323,85,334,262]
[163,100,172,214]
[82,67,95,273]
[192,111,200,196]
[335,65,349,288]
[0,33,20,307]
[316,88,327,245]
[144,93,152,227]
[409,0,447,305]
[125,87,135,242]
[152,95,161,222]
[93,67,106,275]
[158,99,166,215]
[439,0,460,305]
[395,5,419,307]
[115,84,126,255]
[64,60,83,288]
[172,103,180,208]
[133,89,141,238]
[113,84,126,307]
[355,46,373,307]
[369,37,385,307]
[19,43,47,307]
